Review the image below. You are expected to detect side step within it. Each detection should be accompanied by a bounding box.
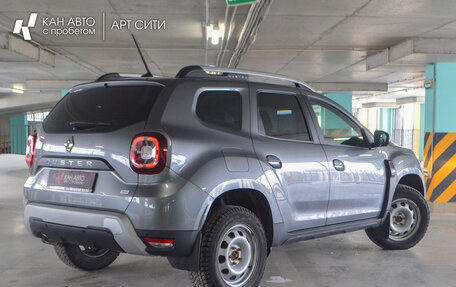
[284,218,382,245]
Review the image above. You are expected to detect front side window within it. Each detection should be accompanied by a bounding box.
[196,90,242,131]
[257,92,311,141]
[310,99,366,147]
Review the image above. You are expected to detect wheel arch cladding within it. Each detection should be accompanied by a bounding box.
[398,174,425,197]
[206,189,274,250]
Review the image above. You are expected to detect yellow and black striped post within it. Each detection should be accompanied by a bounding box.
[423,132,456,202]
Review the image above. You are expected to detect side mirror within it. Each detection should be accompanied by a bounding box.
[374,130,390,147]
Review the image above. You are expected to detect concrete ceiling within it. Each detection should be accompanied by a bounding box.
[2,0,456,114]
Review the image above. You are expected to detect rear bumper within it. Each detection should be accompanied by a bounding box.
[27,215,200,258]
[24,203,201,258]
[29,218,124,252]
[24,203,149,255]
[24,203,200,258]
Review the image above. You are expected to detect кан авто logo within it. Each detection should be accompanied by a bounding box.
[13,13,38,40]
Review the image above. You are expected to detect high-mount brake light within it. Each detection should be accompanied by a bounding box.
[129,133,167,174]
[25,133,37,167]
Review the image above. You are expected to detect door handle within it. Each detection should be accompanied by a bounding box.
[266,155,282,169]
[333,159,345,171]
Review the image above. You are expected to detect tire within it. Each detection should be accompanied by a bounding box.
[189,206,268,287]
[366,184,430,250]
[54,243,119,271]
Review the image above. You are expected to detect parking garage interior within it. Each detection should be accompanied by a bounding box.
[1,0,456,286]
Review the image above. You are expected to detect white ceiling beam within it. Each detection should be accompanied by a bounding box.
[0,101,57,116]
[0,33,55,67]
[366,38,456,71]
[309,82,388,92]
[395,96,425,105]
[392,38,456,60]
[366,49,389,71]
[361,102,398,108]
[26,79,92,90]
[0,91,59,115]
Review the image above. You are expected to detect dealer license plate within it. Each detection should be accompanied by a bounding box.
[47,170,97,193]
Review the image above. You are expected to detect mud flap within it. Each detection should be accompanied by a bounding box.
[167,232,201,272]
[378,212,391,239]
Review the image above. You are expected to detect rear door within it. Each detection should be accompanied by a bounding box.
[250,83,330,232]
[307,96,386,225]
[26,81,164,212]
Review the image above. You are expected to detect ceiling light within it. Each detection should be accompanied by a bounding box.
[206,23,225,45]
[12,84,24,94]
[12,88,24,94]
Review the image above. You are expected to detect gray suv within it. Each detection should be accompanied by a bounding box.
[24,65,429,287]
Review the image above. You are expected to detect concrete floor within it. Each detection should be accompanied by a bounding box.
[1,154,455,287]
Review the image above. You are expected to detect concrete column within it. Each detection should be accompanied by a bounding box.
[422,63,456,202]
[10,114,28,155]
[325,92,352,113]
[377,108,381,130]
[419,103,425,160]
[61,89,69,98]
[380,108,392,134]
[413,104,421,158]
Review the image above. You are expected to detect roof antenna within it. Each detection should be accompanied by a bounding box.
[131,34,152,77]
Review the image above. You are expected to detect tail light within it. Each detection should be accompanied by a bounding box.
[129,133,167,174]
[25,133,37,167]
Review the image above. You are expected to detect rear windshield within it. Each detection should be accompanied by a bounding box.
[44,84,163,133]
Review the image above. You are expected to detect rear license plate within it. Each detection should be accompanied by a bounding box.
[47,170,97,193]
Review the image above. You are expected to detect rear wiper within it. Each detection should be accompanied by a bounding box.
[69,121,112,131]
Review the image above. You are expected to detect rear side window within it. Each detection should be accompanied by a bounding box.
[257,92,311,141]
[196,90,242,131]
[44,84,163,133]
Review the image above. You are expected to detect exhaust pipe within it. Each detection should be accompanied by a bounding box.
[41,234,50,244]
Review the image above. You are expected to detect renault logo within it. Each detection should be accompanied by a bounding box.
[64,136,74,152]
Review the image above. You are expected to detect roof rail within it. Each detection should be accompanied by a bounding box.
[96,73,143,82]
[175,65,315,92]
